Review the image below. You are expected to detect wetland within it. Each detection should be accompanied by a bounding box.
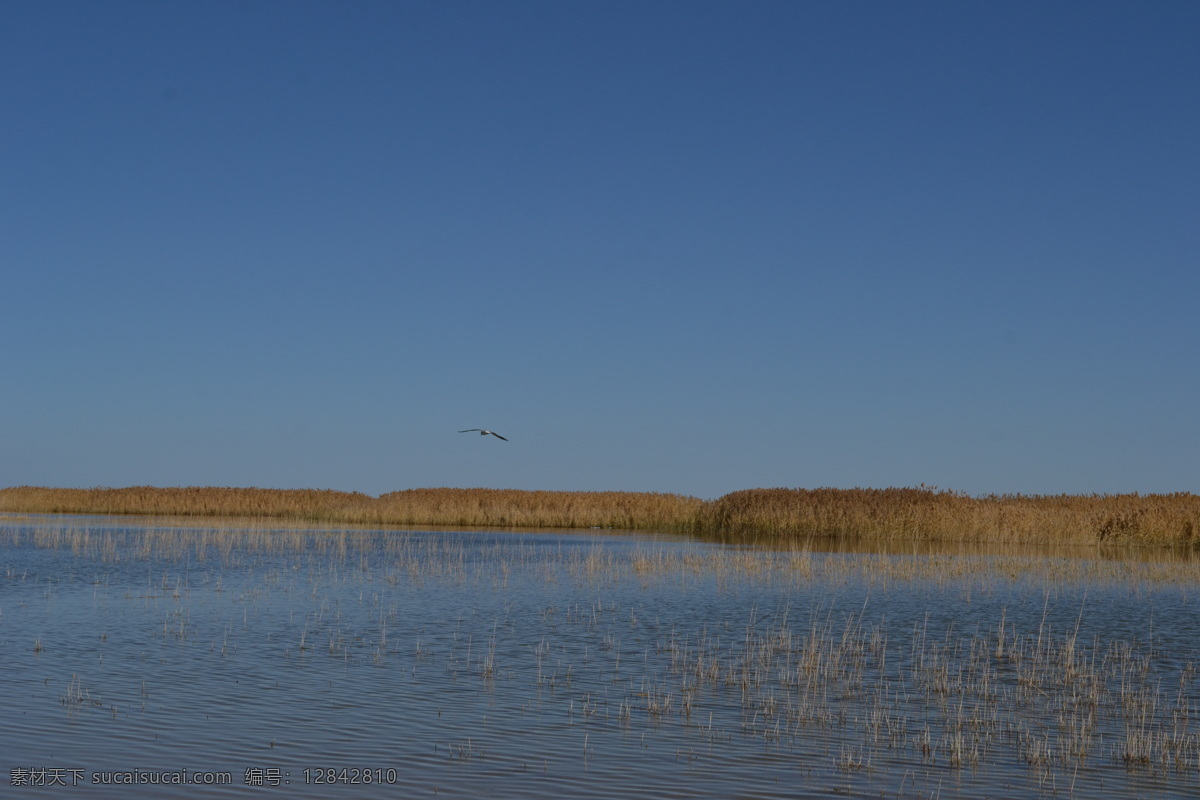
[2,513,1199,798]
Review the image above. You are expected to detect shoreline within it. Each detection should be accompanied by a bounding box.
[1,484,1198,547]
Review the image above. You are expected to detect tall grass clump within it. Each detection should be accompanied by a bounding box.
[696,487,1200,546]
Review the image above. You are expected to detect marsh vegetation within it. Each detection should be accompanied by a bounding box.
[2,514,1198,797]
[3,484,1199,546]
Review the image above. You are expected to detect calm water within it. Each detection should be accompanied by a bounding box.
[2,514,1199,798]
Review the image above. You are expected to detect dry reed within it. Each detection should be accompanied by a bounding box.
[2,484,1199,546]
[696,487,1200,546]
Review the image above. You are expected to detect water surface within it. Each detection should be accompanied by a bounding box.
[2,514,1198,798]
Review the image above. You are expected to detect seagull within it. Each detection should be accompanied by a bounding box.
[458,429,508,441]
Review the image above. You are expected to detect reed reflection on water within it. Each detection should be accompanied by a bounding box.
[2,515,1199,799]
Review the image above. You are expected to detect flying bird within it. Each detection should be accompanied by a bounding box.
[458,429,508,441]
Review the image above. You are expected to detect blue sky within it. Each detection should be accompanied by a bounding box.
[3,1,1197,499]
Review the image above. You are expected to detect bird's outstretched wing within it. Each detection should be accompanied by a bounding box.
[458,428,508,441]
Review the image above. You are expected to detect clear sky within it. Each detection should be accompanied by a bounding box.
[3,1,1197,500]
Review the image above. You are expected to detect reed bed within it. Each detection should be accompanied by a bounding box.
[361,488,701,530]
[0,485,700,531]
[0,485,371,519]
[697,487,1200,547]
[3,484,1199,546]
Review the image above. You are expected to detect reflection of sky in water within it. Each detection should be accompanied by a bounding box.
[2,517,1199,799]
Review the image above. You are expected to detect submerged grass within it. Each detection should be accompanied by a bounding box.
[6,517,1200,795]
[2,484,1199,546]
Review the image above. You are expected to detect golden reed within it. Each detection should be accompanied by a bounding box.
[1,485,1197,546]
[696,487,1200,546]
[0,485,700,532]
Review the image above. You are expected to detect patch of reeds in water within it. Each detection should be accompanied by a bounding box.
[7,519,1197,796]
[2,484,1199,546]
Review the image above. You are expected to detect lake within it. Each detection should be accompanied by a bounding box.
[2,514,1198,798]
